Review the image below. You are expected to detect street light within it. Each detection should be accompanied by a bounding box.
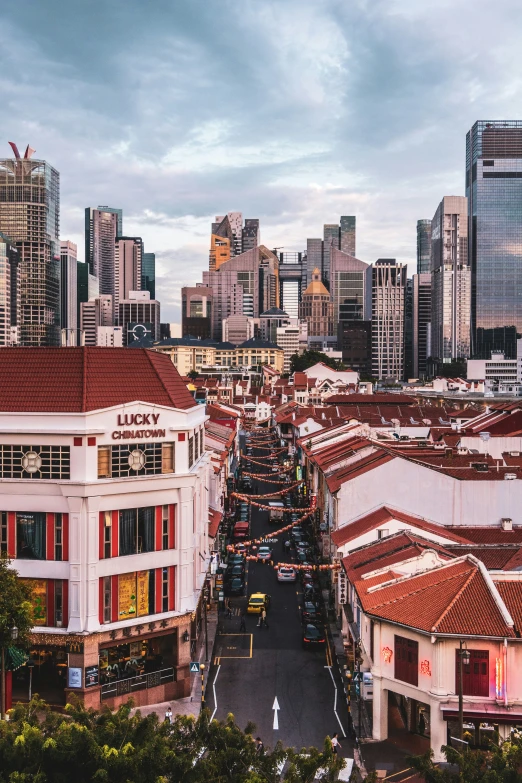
[1,626,19,720]
[458,640,471,740]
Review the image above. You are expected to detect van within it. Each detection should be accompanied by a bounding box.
[233,522,250,540]
[268,501,285,522]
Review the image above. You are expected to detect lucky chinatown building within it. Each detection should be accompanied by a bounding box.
[0,347,209,710]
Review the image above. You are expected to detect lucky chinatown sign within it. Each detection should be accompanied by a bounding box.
[111,412,166,440]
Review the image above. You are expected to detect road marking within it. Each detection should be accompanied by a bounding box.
[272,696,280,730]
[325,665,347,737]
[210,664,221,721]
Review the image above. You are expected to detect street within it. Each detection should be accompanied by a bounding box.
[206,433,353,756]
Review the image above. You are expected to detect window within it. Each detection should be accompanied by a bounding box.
[0,512,7,554]
[200,429,204,455]
[119,507,155,556]
[0,445,70,479]
[16,512,46,560]
[194,430,199,461]
[103,576,111,623]
[55,513,63,561]
[377,529,389,539]
[98,443,176,479]
[104,512,112,559]
[394,635,418,686]
[456,649,489,697]
[161,443,174,473]
[188,437,194,467]
[162,568,169,612]
[55,581,63,626]
[162,506,169,550]
[98,446,110,478]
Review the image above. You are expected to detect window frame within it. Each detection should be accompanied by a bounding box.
[162,568,169,613]
[55,513,63,561]
[118,507,155,557]
[0,511,7,554]
[104,511,112,559]
[162,505,169,550]
[103,575,111,624]
[394,634,419,687]
[456,649,489,698]
[55,580,63,626]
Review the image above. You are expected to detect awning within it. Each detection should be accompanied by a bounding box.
[209,508,223,539]
[442,702,522,725]
[5,647,29,671]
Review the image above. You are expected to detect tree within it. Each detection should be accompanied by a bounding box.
[408,735,522,783]
[0,700,346,783]
[290,350,346,374]
[0,554,34,717]
[187,370,199,380]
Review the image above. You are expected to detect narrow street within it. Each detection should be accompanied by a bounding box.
[206,432,353,756]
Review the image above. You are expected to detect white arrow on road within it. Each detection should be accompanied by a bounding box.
[272,696,280,730]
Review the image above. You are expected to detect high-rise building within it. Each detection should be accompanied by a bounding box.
[276,252,305,319]
[305,238,323,289]
[181,286,213,339]
[60,241,78,332]
[404,278,414,380]
[413,273,432,378]
[430,196,470,363]
[337,320,372,377]
[466,121,522,359]
[81,295,114,346]
[97,205,122,235]
[0,146,60,345]
[259,307,290,343]
[371,259,407,380]
[114,236,142,313]
[276,321,308,374]
[119,291,160,345]
[242,219,260,253]
[85,207,119,297]
[305,216,356,289]
[340,216,356,257]
[329,246,372,330]
[0,231,20,346]
[417,219,432,274]
[142,252,155,299]
[299,267,334,340]
[209,234,231,272]
[77,262,99,323]
[222,315,256,345]
[210,213,259,270]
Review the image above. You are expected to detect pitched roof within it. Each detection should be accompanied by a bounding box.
[445,526,522,544]
[495,581,522,635]
[343,531,455,579]
[325,450,395,493]
[0,347,196,412]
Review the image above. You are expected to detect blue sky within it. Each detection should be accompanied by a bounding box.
[3,0,522,322]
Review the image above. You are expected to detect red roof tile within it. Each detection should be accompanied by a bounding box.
[495,581,522,635]
[326,450,395,492]
[0,347,196,412]
[445,527,522,544]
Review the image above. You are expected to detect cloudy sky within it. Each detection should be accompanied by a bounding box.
[3,0,522,322]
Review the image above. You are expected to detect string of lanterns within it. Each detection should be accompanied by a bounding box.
[232,482,302,501]
[227,510,315,551]
[244,456,293,471]
[232,493,316,513]
[241,470,296,484]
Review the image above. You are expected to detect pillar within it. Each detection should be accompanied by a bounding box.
[373,678,388,741]
[429,697,446,763]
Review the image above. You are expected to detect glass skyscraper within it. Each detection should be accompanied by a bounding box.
[0,154,60,346]
[466,120,522,358]
[416,219,432,273]
[142,252,156,299]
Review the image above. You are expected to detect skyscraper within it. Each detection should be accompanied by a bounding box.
[404,278,413,380]
[413,273,432,378]
[466,121,522,359]
[430,196,470,364]
[210,213,260,270]
[299,268,334,343]
[0,231,19,345]
[85,207,119,296]
[340,216,356,256]
[329,246,372,328]
[97,205,122,235]
[142,252,155,299]
[60,240,78,332]
[416,219,432,274]
[371,259,406,380]
[114,236,142,313]
[0,146,60,345]
[305,216,356,289]
[181,285,213,339]
[77,262,99,323]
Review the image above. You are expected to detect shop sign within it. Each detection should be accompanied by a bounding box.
[295,466,302,481]
[112,412,165,440]
[310,493,317,509]
[85,665,99,688]
[338,570,347,604]
[68,667,82,688]
[130,641,142,657]
[66,639,85,654]
[119,572,137,619]
[137,571,149,617]
[24,579,47,626]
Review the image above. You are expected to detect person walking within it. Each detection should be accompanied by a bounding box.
[331,733,341,755]
[255,737,265,754]
[239,612,246,632]
[261,607,269,629]
[164,706,173,724]
[226,598,232,619]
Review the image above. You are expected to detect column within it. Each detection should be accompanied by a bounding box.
[429,697,446,763]
[373,678,388,741]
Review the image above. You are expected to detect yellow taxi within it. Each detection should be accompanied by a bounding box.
[247,593,271,614]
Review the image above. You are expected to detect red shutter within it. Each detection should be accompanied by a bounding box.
[169,505,175,549]
[99,578,104,625]
[47,580,55,627]
[155,506,162,551]
[155,569,162,614]
[7,512,15,558]
[62,514,69,561]
[99,512,105,560]
[63,580,69,628]
[111,510,119,558]
[46,513,54,561]
[111,575,119,622]
[169,566,175,611]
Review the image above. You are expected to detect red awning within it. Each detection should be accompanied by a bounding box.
[209,508,223,538]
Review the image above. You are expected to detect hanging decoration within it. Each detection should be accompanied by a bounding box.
[419,660,431,677]
[232,482,302,501]
[382,647,393,663]
[242,471,296,484]
[226,510,315,551]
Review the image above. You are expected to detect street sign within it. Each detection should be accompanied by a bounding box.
[352,671,362,682]
[190,661,201,673]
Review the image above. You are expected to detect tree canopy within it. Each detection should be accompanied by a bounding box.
[409,735,522,783]
[0,553,34,651]
[289,351,346,374]
[0,697,346,783]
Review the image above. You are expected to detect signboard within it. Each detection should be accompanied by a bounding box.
[24,579,47,626]
[85,665,99,688]
[119,572,137,619]
[68,667,82,689]
[137,571,149,617]
[127,322,153,343]
[310,493,317,509]
[190,661,200,673]
[66,639,84,654]
[338,570,348,605]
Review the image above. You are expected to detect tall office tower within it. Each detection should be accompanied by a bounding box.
[142,252,155,299]
[340,216,356,256]
[277,251,304,319]
[323,224,339,290]
[212,212,243,256]
[80,295,114,346]
[329,246,372,330]
[299,268,334,340]
[413,273,432,378]
[60,240,78,331]
[276,321,308,374]
[209,234,231,272]
[430,196,470,363]
[118,290,160,345]
[306,238,323,288]
[259,307,290,343]
[242,219,260,252]
[404,278,413,380]
[85,207,119,296]
[417,219,432,273]
[371,259,407,380]
[0,231,20,345]
[97,205,122,235]
[114,236,142,312]
[181,285,213,339]
[222,315,256,345]
[466,120,522,358]
[77,261,99,322]
[203,269,245,340]
[337,320,372,376]
[0,146,60,345]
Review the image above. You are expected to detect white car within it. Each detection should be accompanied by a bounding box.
[257,546,272,562]
[277,566,297,582]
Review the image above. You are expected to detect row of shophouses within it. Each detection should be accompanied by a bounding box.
[274,396,522,759]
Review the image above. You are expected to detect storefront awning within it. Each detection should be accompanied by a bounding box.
[442,702,522,725]
[209,508,223,539]
[5,647,29,672]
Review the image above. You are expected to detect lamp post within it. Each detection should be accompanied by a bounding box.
[458,640,471,740]
[1,626,19,720]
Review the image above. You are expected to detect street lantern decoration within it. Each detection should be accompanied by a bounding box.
[382,647,393,663]
[420,659,431,677]
[338,569,347,605]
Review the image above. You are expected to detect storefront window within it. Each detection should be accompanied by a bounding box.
[16,512,46,559]
[99,634,176,685]
[55,513,63,561]
[0,511,7,554]
[119,507,155,556]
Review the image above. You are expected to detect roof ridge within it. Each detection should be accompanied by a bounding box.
[368,564,473,609]
[82,347,88,412]
[143,349,175,407]
[430,567,477,632]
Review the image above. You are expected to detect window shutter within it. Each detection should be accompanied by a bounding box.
[161,443,174,473]
[98,446,111,478]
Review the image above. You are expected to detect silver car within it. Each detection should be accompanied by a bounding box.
[277,566,297,582]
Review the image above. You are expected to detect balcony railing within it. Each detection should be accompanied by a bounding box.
[100,667,175,700]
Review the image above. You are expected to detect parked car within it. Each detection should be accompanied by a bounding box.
[277,566,297,583]
[233,522,250,541]
[225,576,245,596]
[257,546,272,562]
[225,564,245,581]
[227,553,245,567]
[302,623,326,648]
[234,543,247,555]
[247,592,271,614]
[301,600,322,623]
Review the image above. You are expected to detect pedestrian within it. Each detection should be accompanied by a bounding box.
[331,732,341,755]
[226,598,232,619]
[165,706,173,724]
[284,539,291,555]
[261,607,269,628]
[239,612,246,632]
[255,737,265,754]
[418,711,426,736]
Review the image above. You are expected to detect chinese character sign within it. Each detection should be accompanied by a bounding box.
[338,570,347,605]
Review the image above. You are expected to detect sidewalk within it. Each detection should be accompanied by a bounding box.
[132,604,220,722]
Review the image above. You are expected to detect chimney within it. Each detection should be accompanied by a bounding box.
[502,518,513,531]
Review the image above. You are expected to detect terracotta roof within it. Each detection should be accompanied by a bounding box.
[362,559,515,637]
[445,546,522,570]
[331,506,471,548]
[445,527,522,544]
[0,347,197,412]
[326,450,395,493]
[495,581,522,635]
[209,508,223,538]
[343,532,455,578]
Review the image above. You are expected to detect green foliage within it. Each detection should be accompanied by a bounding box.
[187,370,199,380]
[289,351,346,374]
[0,699,345,783]
[408,734,522,783]
[0,554,34,650]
